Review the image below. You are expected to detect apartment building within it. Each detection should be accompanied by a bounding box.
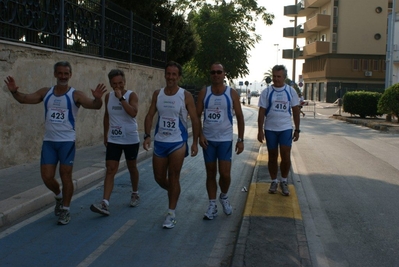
[283,0,395,103]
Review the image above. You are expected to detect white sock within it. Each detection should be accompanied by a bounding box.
[209,200,216,206]
[281,178,288,183]
[62,206,70,211]
[220,192,228,199]
[271,179,278,183]
[103,199,109,206]
[55,193,62,199]
[168,209,175,217]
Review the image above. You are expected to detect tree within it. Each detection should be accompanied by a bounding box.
[180,0,274,85]
[110,0,197,65]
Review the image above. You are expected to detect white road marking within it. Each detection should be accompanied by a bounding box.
[77,219,136,267]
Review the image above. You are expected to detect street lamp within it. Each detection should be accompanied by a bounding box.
[273,44,280,65]
[291,0,298,83]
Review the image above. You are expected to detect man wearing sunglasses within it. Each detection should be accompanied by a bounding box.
[196,62,245,220]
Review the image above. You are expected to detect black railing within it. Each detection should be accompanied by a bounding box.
[0,0,167,68]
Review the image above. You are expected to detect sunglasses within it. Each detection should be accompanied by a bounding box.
[210,70,223,75]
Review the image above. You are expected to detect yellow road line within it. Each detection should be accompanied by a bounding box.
[244,183,302,220]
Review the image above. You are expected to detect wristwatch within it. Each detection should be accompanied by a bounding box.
[294,129,301,133]
[237,138,244,142]
[119,96,126,101]
[144,133,151,139]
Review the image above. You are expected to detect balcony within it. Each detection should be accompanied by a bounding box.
[283,26,305,38]
[305,0,331,8]
[303,41,330,57]
[297,14,330,38]
[305,14,330,32]
[284,3,310,17]
[282,49,303,59]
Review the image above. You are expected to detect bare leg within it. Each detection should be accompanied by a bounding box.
[218,160,231,194]
[205,161,218,199]
[103,160,119,200]
[58,164,74,207]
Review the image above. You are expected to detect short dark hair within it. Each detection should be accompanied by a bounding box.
[211,62,225,71]
[108,69,125,82]
[54,61,72,73]
[272,65,288,78]
[165,61,182,76]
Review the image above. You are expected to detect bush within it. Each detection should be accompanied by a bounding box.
[377,84,399,122]
[343,91,382,118]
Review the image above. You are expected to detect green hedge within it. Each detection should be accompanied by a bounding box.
[377,83,399,121]
[343,91,382,118]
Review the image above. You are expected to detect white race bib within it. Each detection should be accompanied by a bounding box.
[110,125,126,138]
[205,108,224,124]
[48,108,68,123]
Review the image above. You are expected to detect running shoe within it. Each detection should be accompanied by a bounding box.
[90,201,110,216]
[280,182,290,196]
[162,213,176,229]
[203,204,218,220]
[268,181,278,194]
[57,209,70,225]
[54,197,63,216]
[219,195,232,215]
[130,193,140,207]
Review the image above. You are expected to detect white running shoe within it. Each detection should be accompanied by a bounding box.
[203,204,218,220]
[90,201,110,216]
[130,193,140,207]
[162,213,176,229]
[219,195,232,215]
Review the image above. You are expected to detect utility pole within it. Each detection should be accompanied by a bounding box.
[292,0,298,83]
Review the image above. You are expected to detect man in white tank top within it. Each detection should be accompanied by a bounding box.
[90,69,140,216]
[4,61,107,225]
[143,61,200,229]
[257,65,300,197]
[196,62,245,220]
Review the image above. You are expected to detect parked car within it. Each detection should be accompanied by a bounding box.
[250,91,260,97]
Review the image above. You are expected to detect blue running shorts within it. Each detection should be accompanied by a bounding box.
[154,140,188,158]
[40,141,75,166]
[264,129,293,150]
[202,140,232,163]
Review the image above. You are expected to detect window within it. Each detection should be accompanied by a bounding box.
[373,60,379,71]
[362,59,369,71]
[353,59,359,71]
[332,33,337,43]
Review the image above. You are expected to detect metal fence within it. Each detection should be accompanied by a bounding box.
[0,0,167,68]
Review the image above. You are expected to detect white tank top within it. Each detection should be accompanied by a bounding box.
[155,88,188,142]
[107,90,139,144]
[202,86,233,142]
[43,87,79,142]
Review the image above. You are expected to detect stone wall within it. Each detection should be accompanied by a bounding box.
[0,41,164,169]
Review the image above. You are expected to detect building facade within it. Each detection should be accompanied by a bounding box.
[284,0,396,102]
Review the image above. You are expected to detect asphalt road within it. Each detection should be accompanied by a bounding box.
[0,105,261,267]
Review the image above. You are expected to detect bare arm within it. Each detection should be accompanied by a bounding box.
[195,87,207,149]
[292,105,300,141]
[121,92,139,118]
[4,76,48,104]
[231,89,245,155]
[185,90,199,157]
[74,83,107,109]
[143,90,160,151]
[103,93,110,147]
[257,107,266,143]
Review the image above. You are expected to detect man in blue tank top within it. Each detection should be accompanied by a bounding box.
[143,61,200,229]
[196,62,245,220]
[5,61,107,225]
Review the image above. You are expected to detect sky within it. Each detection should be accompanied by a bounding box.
[238,0,305,91]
